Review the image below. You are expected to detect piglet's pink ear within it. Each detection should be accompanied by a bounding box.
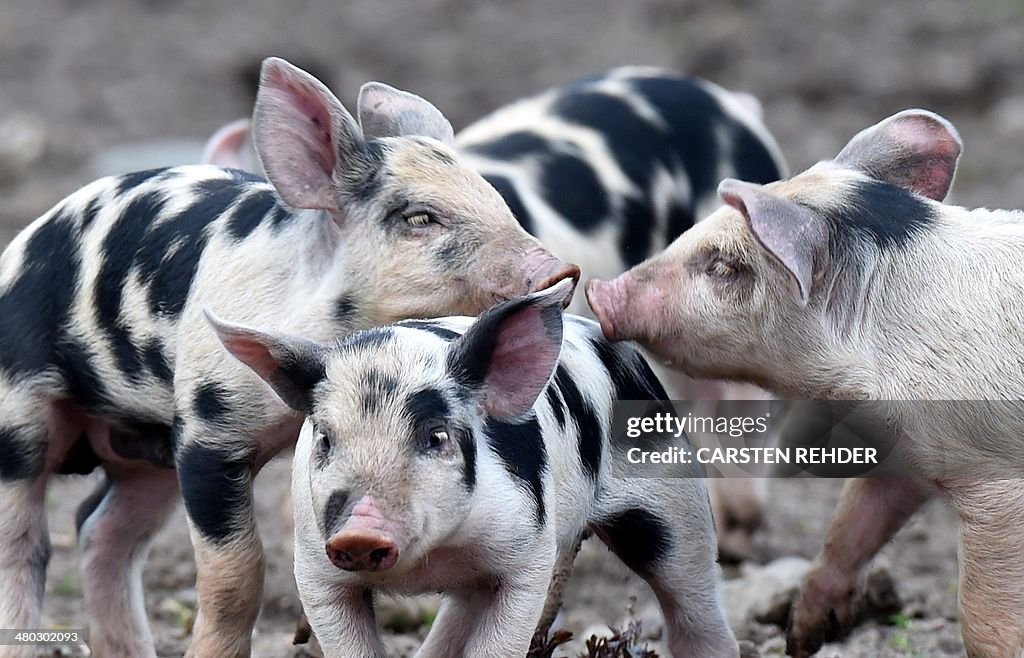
[252,57,368,211]
[202,118,264,176]
[448,280,570,420]
[204,309,326,412]
[357,82,455,147]
[834,109,962,201]
[719,179,828,306]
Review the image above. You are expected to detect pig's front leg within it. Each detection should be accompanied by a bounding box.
[175,402,299,658]
[298,584,384,658]
[947,478,1024,658]
[417,558,554,658]
[787,478,933,658]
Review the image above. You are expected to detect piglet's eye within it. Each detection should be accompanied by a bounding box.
[426,429,449,450]
[707,255,742,279]
[405,212,434,228]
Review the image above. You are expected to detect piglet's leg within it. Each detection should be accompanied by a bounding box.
[417,558,553,658]
[0,478,48,658]
[787,478,932,658]
[298,585,383,658]
[595,478,738,658]
[0,394,78,658]
[177,437,265,658]
[947,478,1024,658]
[77,466,179,658]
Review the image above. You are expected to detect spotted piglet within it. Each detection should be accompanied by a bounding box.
[0,57,578,658]
[204,68,789,560]
[208,280,738,658]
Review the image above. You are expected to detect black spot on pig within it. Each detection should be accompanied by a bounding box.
[360,369,399,416]
[55,339,111,411]
[177,443,252,545]
[404,388,449,435]
[553,365,602,479]
[630,76,723,205]
[590,338,669,402]
[545,384,566,431]
[334,296,358,327]
[466,131,551,161]
[142,340,173,385]
[193,382,231,425]
[398,320,461,342]
[139,179,249,318]
[485,416,547,525]
[820,179,938,250]
[80,196,103,230]
[116,168,167,196]
[456,426,476,490]
[436,234,480,268]
[226,190,279,241]
[0,427,43,481]
[483,174,533,234]
[0,209,81,376]
[551,89,664,189]
[95,191,167,377]
[269,204,294,229]
[595,507,672,576]
[732,124,784,186]
[321,489,350,537]
[341,327,395,354]
[539,151,608,231]
[75,476,113,537]
[663,198,696,250]
[618,196,657,267]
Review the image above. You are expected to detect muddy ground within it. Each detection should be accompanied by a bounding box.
[3,1,1023,656]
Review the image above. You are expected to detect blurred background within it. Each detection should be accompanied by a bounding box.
[2,1,1022,656]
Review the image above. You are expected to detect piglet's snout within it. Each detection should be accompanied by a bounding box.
[326,531,398,572]
[585,277,624,342]
[324,496,399,572]
[526,255,581,307]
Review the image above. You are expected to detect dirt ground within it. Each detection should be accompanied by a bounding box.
[3,1,1023,656]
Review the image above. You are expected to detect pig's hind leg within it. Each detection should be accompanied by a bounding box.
[592,477,739,658]
[0,385,85,657]
[947,478,1024,658]
[76,460,179,658]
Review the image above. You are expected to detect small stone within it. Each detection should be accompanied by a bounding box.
[723,556,811,629]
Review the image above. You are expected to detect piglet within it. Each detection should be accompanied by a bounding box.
[588,109,1024,657]
[209,280,738,658]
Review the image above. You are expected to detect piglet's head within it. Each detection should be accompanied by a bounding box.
[205,280,568,575]
[587,109,962,391]
[250,57,577,327]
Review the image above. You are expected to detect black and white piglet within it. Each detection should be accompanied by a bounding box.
[0,57,578,658]
[209,280,738,658]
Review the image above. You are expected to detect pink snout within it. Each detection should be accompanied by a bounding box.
[325,530,398,572]
[585,277,627,342]
[324,495,399,572]
[524,252,581,307]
